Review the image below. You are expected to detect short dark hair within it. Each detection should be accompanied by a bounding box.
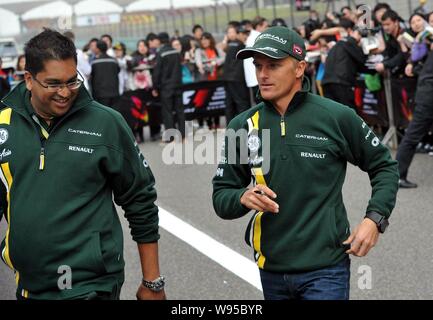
[227,20,241,29]
[101,34,113,44]
[339,18,355,30]
[340,6,351,13]
[373,3,391,14]
[192,24,203,33]
[146,32,158,43]
[381,9,400,22]
[96,40,107,53]
[271,18,287,27]
[24,28,77,75]
[158,32,170,44]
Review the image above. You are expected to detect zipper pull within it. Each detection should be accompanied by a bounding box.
[280,117,286,137]
[39,147,45,171]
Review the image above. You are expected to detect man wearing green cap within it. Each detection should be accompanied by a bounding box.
[212,26,399,300]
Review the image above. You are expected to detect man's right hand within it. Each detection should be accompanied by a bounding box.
[152,89,159,97]
[240,185,279,213]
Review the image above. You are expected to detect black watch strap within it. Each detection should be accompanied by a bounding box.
[365,211,389,233]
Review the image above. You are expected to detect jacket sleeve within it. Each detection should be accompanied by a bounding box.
[194,48,203,68]
[216,48,226,66]
[345,41,371,74]
[106,111,159,243]
[151,53,162,91]
[411,41,428,62]
[345,40,367,66]
[212,119,252,220]
[383,50,405,72]
[338,107,399,218]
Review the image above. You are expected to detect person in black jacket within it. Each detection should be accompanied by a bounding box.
[152,32,184,140]
[224,25,250,124]
[374,9,406,77]
[90,40,120,107]
[322,20,370,109]
[396,46,433,188]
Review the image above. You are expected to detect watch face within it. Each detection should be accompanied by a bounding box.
[152,280,164,291]
[143,276,165,292]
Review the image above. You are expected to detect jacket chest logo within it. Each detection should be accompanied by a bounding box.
[0,148,11,161]
[68,145,94,154]
[0,128,9,145]
[300,152,326,159]
[248,135,261,153]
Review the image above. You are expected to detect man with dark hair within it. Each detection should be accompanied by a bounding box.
[90,40,120,107]
[0,29,166,300]
[192,24,204,49]
[192,24,204,40]
[322,20,372,109]
[375,9,406,76]
[152,32,184,141]
[101,34,114,57]
[373,3,391,20]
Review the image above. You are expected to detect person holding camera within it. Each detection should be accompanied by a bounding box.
[322,19,370,109]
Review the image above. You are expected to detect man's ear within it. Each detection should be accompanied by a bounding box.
[296,60,307,79]
[23,71,33,91]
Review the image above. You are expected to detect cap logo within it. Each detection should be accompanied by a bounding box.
[256,47,278,53]
[256,33,287,45]
[293,44,303,56]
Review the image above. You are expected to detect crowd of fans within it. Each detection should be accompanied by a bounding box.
[1,2,433,153]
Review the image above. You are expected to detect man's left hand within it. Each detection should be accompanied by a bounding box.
[136,284,166,300]
[343,218,379,257]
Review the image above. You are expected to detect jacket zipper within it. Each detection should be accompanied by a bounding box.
[39,146,45,170]
[280,116,286,137]
[2,99,92,172]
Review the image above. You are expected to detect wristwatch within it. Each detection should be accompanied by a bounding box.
[142,276,165,292]
[365,211,389,233]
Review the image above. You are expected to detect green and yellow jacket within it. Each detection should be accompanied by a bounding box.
[0,82,159,299]
[212,80,399,272]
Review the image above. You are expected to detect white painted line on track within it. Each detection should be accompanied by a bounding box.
[158,206,263,291]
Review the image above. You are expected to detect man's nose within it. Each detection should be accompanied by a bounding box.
[57,85,72,96]
[258,67,269,79]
